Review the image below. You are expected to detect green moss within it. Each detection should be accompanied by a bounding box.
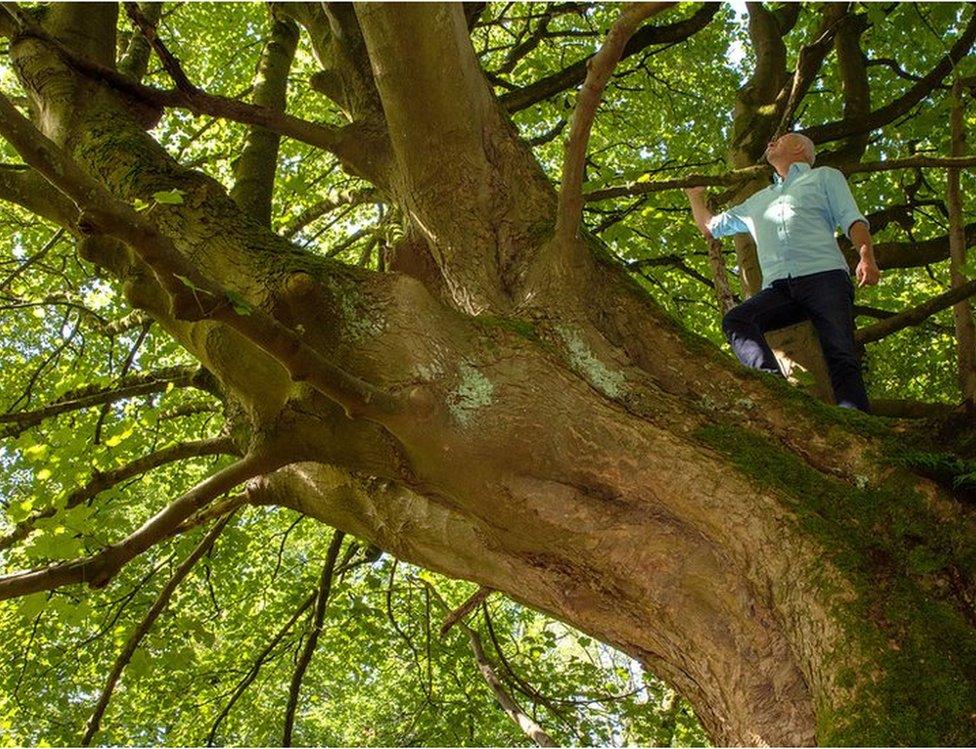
[696,422,976,745]
[474,314,542,344]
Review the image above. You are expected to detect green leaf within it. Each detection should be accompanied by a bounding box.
[152,189,185,205]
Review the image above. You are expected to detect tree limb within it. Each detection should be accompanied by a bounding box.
[228,11,299,226]
[773,4,848,139]
[583,156,976,203]
[0,365,205,438]
[555,2,674,243]
[281,188,379,239]
[206,588,319,746]
[0,435,240,551]
[0,451,276,601]
[439,585,492,637]
[856,277,976,344]
[421,579,557,747]
[0,90,403,421]
[0,8,360,165]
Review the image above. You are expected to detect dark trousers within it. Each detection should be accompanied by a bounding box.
[721,269,871,412]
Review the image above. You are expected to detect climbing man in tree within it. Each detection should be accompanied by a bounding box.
[684,132,881,412]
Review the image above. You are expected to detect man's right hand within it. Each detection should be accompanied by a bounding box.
[684,186,707,201]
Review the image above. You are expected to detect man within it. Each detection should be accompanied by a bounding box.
[685,132,880,412]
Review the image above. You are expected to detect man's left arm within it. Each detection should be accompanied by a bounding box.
[823,168,880,287]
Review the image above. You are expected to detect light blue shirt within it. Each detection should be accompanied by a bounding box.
[707,162,868,288]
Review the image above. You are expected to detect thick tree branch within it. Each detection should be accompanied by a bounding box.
[117,2,161,81]
[845,222,976,271]
[0,164,79,227]
[0,90,404,421]
[228,11,299,226]
[499,3,718,112]
[555,2,674,243]
[801,8,976,144]
[827,10,871,162]
[281,529,344,746]
[80,510,236,746]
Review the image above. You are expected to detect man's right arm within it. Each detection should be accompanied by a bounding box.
[684,186,715,239]
[684,187,749,240]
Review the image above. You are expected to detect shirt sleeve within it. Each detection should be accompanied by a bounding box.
[823,167,869,238]
[706,201,750,238]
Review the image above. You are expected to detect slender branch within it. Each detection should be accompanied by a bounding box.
[176,493,247,534]
[706,238,736,314]
[773,4,848,139]
[0,435,240,551]
[282,529,345,746]
[439,586,492,638]
[206,589,319,747]
[280,188,379,239]
[856,278,976,344]
[947,78,976,402]
[80,510,236,745]
[0,452,275,601]
[464,626,558,747]
[421,580,557,747]
[0,366,202,437]
[555,2,674,243]
[0,227,65,291]
[0,90,403,421]
[122,3,196,92]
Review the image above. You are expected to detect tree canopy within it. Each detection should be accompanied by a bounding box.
[0,2,975,746]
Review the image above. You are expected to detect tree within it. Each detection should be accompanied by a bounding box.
[0,2,975,745]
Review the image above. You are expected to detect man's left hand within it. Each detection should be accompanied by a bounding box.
[855,256,880,287]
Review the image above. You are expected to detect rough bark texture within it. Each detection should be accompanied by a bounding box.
[5,4,976,746]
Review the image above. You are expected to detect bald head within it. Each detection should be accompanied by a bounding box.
[765,132,816,176]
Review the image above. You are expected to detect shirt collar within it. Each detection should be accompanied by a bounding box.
[773,161,811,185]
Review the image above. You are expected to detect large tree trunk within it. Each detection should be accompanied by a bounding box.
[7,4,976,745]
